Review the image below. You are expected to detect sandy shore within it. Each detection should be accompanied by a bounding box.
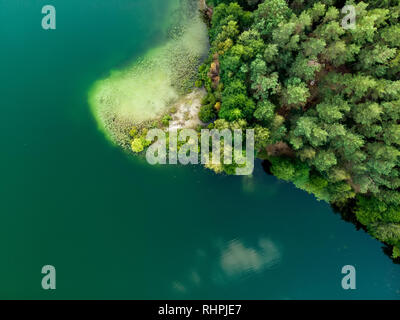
[168,88,207,131]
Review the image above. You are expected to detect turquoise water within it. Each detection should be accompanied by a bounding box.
[0,0,399,299]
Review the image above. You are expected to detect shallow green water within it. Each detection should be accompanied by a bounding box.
[0,0,399,299]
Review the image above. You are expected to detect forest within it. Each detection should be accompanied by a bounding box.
[197,0,400,260]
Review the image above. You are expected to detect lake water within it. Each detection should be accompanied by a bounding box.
[0,0,399,299]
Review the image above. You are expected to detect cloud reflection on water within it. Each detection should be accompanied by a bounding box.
[220,238,281,277]
[171,237,282,295]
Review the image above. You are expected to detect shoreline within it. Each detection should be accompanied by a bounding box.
[88,0,209,148]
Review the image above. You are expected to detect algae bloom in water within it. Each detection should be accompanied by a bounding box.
[89,0,209,145]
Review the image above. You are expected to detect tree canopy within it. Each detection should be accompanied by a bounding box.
[198,0,400,259]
